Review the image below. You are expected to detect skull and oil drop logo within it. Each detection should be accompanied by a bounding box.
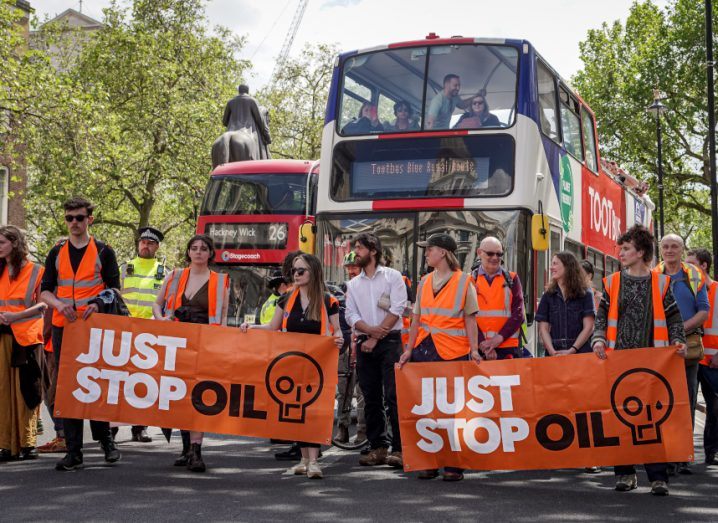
[610,368,674,445]
[265,352,324,423]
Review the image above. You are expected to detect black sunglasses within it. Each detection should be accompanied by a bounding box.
[291,268,308,276]
[472,100,485,106]
[484,251,503,258]
[65,214,87,222]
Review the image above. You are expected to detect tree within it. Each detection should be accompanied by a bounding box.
[257,43,338,160]
[23,0,248,263]
[573,0,716,248]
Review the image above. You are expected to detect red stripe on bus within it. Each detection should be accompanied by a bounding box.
[388,38,475,49]
[377,129,469,139]
[372,198,464,211]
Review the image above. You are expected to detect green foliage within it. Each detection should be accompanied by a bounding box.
[257,43,338,160]
[20,0,248,264]
[573,0,716,250]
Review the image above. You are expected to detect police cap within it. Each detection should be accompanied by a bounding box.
[138,227,164,243]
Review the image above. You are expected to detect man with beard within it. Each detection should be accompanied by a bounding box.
[118,227,167,443]
[345,233,407,468]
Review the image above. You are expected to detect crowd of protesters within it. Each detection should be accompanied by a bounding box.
[1,197,717,497]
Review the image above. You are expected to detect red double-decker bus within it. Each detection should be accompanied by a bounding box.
[197,159,318,325]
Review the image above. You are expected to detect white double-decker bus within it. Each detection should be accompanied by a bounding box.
[313,34,653,353]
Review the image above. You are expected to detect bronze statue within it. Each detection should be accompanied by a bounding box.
[212,84,271,167]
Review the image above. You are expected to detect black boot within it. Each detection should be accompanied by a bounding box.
[100,438,121,463]
[187,443,206,472]
[174,431,191,466]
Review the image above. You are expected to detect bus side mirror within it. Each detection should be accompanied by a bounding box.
[299,221,316,254]
[531,214,549,252]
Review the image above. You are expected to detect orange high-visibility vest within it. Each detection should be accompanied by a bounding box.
[415,270,471,360]
[280,288,335,335]
[52,237,105,327]
[0,262,45,346]
[163,268,228,326]
[701,280,718,366]
[603,271,670,349]
[401,275,412,347]
[474,270,519,348]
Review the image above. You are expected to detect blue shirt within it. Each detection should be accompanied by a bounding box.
[536,287,595,353]
[666,269,709,325]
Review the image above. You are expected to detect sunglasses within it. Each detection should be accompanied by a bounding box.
[291,268,308,276]
[483,251,503,258]
[472,101,485,106]
[65,214,88,222]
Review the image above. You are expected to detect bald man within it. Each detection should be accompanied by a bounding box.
[656,234,709,474]
[471,237,525,360]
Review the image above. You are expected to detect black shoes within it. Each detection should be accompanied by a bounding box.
[20,447,38,460]
[0,448,11,462]
[706,453,716,465]
[100,438,121,463]
[274,443,302,461]
[55,452,83,471]
[187,443,206,472]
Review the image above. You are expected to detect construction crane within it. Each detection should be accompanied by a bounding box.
[270,0,308,84]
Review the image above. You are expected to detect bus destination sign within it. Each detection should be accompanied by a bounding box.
[205,222,288,250]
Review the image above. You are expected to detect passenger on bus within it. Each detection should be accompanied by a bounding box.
[425,74,468,129]
[240,254,343,479]
[385,101,419,132]
[454,94,500,129]
[399,233,480,482]
[471,236,525,360]
[536,252,595,356]
[342,102,384,135]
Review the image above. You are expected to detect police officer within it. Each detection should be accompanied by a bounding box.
[120,226,167,443]
[259,270,289,325]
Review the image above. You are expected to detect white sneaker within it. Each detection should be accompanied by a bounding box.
[307,461,323,479]
[289,458,309,475]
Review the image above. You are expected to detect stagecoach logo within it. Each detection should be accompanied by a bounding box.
[265,352,324,423]
[221,251,262,262]
[559,155,574,232]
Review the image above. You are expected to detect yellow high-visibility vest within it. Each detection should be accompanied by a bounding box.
[121,257,166,319]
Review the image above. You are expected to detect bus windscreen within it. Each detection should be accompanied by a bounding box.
[331,135,514,200]
[338,44,518,135]
[200,174,307,216]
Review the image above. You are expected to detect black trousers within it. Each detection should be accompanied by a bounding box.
[356,332,402,452]
[698,365,718,457]
[52,326,112,455]
[614,463,668,482]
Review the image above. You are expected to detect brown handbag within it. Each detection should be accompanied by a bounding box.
[685,332,705,363]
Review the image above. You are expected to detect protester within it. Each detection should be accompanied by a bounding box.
[656,234,709,475]
[399,233,480,481]
[345,233,407,468]
[118,226,168,443]
[36,306,66,454]
[471,236,525,360]
[0,226,46,461]
[592,225,687,496]
[335,251,366,445]
[537,252,595,356]
[241,253,343,478]
[685,248,718,466]
[40,197,122,471]
[153,234,229,472]
[580,259,602,311]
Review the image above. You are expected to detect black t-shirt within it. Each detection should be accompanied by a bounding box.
[276,291,339,335]
[41,238,121,293]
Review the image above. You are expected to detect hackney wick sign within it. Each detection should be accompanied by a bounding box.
[55,314,338,444]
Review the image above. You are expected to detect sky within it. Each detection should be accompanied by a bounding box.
[33,0,672,88]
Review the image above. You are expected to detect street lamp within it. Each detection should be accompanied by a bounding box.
[647,89,667,238]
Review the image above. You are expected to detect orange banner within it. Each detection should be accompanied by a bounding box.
[55,314,338,444]
[395,348,693,471]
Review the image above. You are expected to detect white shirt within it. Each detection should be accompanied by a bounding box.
[345,265,407,331]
